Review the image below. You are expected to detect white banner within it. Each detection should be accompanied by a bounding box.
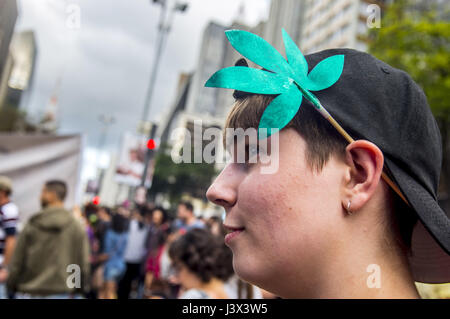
[0,134,82,224]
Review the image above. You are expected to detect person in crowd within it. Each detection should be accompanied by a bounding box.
[98,211,128,299]
[95,206,112,250]
[0,176,19,299]
[168,228,234,299]
[206,216,223,237]
[143,206,171,298]
[205,216,263,299]
[118,208,149,299]
[7,180,90,298]
[83,206,97,259]
[87,205,112,298]
[174,201,204,233]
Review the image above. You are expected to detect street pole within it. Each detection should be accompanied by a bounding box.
[140,1,168,129]
[140,123,158,187]
[139,0,188,190]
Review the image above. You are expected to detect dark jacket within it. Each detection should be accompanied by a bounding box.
[7,206,90,296]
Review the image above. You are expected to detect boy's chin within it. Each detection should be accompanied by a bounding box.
[233,253,268,288]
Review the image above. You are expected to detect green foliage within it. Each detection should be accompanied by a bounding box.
[0,103,37,132]
[368,0,450,195]
[368,0,450,120]
[150,144,217,205]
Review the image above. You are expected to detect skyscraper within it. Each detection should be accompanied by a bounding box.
[7,30,38,110]
[300,0,387,53]
[185,20,265,121]
[264,0,388,54]
[185,22,228,118]
[264,0,306,54]
[0,0,18,109]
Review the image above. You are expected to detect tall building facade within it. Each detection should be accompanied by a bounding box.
[300,0,387,53]
[185,20,266,121]
[214,21,266,120]
[185,22,228,118]
[264,0,306,54]
[0,0,18,109]
[7,30,38,110]
[264,0,387,54]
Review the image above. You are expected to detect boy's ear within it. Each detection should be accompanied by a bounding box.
[342,140,384,212]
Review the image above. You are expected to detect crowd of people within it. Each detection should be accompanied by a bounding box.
[0,175,268,299]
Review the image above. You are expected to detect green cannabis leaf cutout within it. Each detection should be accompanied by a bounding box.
[205,29,345,138]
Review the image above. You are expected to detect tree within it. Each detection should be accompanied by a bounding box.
[367,0,450,199]
[149,144,218,205]
[0,103,38,132]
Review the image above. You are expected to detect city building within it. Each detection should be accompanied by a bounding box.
[6,30,38,110]
[264,0,388,54]
[0,0,18,109]
[300,0,387,53]
[168,111,223,163]
[158,72,193,148]
[264,0,306,54]
[215,20,266,120]
[184,22,228,118]
[185,19,265,121]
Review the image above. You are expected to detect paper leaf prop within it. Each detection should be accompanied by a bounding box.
[303,54,345,91]
[258,83,302,138]
[225,30,295,77]
[204,28,411,208]
[205,67,292,94]
[282,29,308,83]
[205,28,345,138]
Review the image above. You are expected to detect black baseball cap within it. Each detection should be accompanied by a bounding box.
[234,49,450,283]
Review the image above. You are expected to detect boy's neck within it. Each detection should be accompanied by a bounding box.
[289,243,421,299]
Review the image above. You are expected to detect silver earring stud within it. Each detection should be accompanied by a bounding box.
[347,200,352,215]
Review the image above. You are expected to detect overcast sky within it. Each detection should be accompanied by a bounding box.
[15,0,270,180]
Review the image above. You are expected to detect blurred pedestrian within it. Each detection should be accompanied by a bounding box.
[87,205,112,298]
[7,180,90,298]
[0,176,19,299]
[118,208,148,299]
[169,228,233,299]
[205,216,263,299]
[174,201,204,233]
[98,211,128,299]
[206,216,223,237]
[143,206,171,298]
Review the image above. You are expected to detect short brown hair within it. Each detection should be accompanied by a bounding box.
[178,201,193,213]
[169,228,234,283]
[224,94,417,251]
[225,94,347,172]
[45,180,67,201]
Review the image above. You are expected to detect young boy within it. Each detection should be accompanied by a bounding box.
[205,30,450,298]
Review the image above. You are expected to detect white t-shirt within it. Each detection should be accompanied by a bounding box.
[0,201,19,258]
[123,219,148,263]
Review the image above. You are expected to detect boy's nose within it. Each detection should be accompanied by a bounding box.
[206,165,239,209]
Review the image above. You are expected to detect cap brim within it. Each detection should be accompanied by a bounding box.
[385,158,450,283]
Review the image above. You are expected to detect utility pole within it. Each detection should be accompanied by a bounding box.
[139,0,189,188]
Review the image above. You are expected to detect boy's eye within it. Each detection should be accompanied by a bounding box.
[246,144,259,161]
[242,144,259,168]
[230,143,264,170]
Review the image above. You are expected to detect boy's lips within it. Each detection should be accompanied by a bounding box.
[223,224,245,245]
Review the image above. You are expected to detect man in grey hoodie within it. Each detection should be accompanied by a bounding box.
[7,180,90,298]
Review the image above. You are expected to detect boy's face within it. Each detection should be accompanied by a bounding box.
[40,186,58,208]
[206,128,348,296]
